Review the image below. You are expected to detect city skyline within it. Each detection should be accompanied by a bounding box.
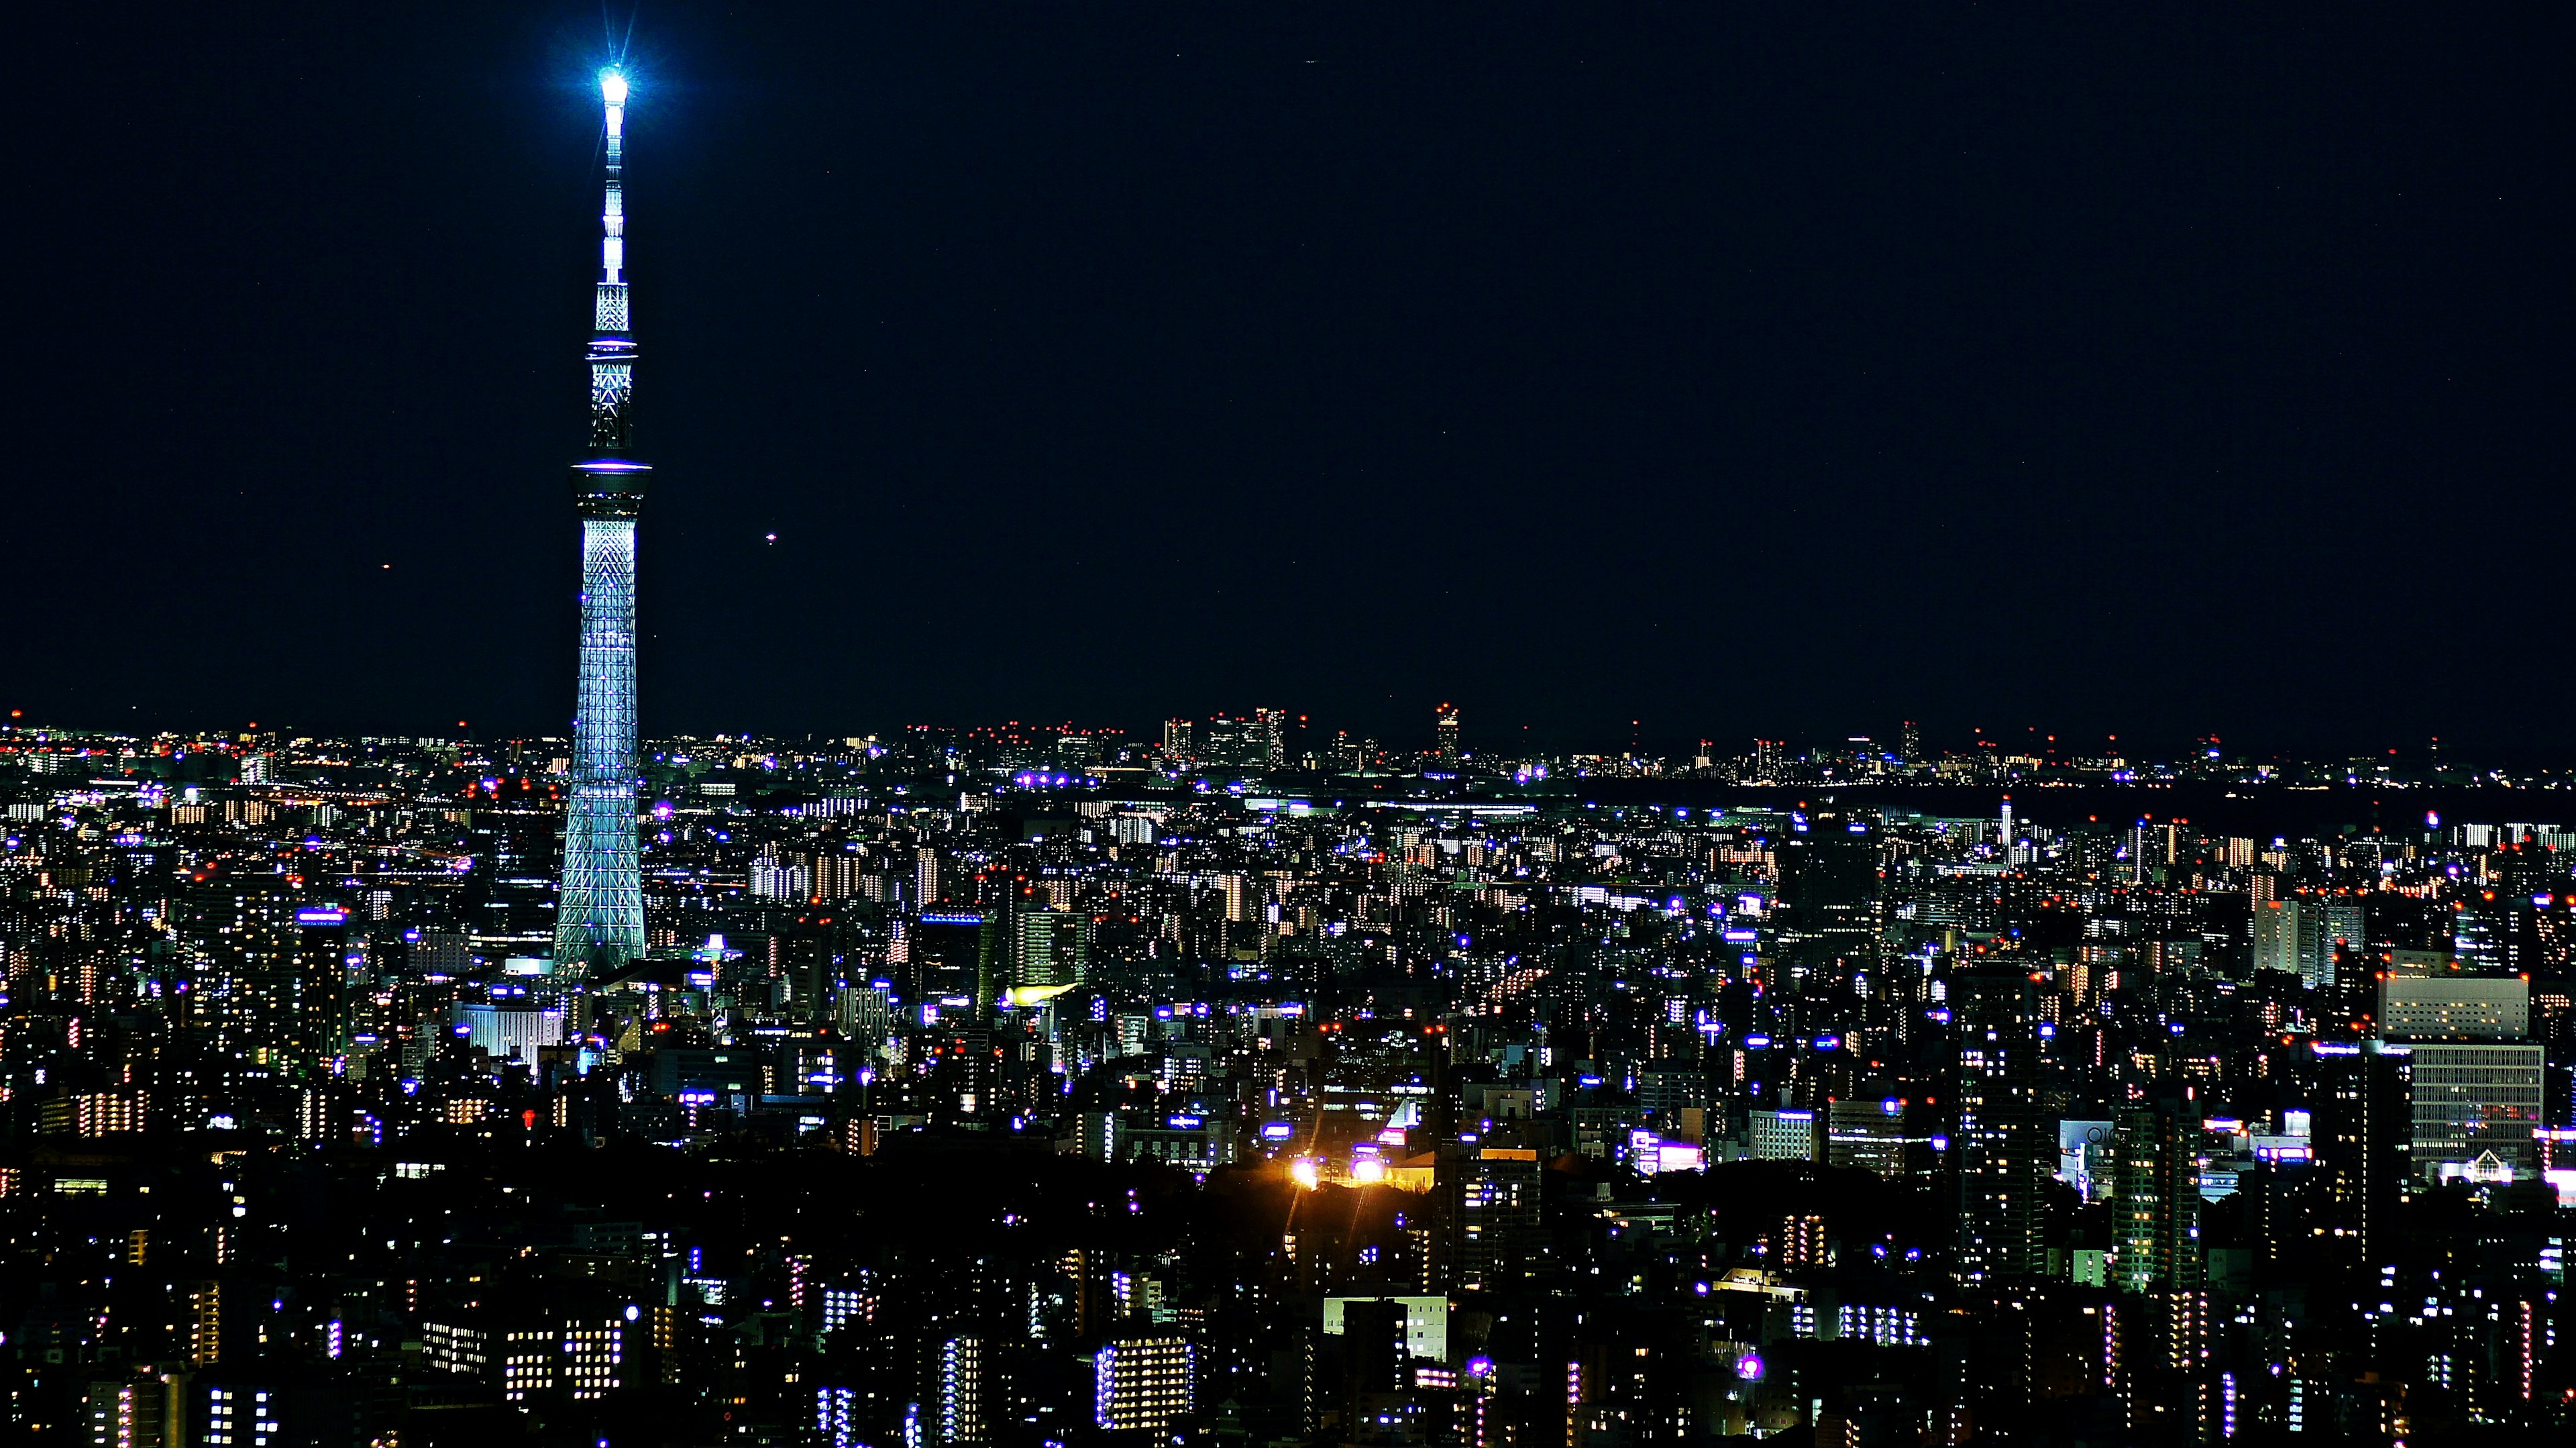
[3,713,2573,1444]
[5,9,2576,1446]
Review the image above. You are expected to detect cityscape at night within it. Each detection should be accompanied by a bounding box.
[5,713,2575,1446]
[8,5,2576,1447]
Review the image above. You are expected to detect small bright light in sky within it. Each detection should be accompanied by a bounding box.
[600,69,629,107]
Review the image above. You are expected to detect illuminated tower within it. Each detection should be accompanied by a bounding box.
[554,66,649,978]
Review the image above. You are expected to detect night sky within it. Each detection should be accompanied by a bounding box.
[9,6,2571,757]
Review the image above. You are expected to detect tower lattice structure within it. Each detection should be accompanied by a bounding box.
[555,68,649,978]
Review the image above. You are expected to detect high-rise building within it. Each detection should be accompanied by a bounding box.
[553,66,649,980]
[2377,975,2528,1040]
[289,904,350,1077]
[2453,904,2517,974]
[1827,1098,1932,1179]
[749,854,814,902]
[1452,1148,1543,1292]
[937,1337,989,1445]
[2253,898,2365,988]
[2406,1041,2545,1177]
[1752,739,1788,782]
[1951,968,2048,1282]
[1257,706,1288,768]
[1197,715,1268,770]
[2110,1098,2201,1296]
[1093,1335,1193,1432]
[1772,808,1881,971]
[1435,703,1460,768]
[2312,1040,2412,1264]
[1012,910,1088,991]
[1748,1108,1821,1161]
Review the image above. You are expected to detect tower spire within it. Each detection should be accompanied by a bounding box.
[588,67,635,449]
[555,66,649,980]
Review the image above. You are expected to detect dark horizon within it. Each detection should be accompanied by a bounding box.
[8,5,2571,757]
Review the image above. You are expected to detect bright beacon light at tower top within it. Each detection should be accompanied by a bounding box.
[600,68,629,107]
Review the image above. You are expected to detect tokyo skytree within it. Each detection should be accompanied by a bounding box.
[554,66,649,978]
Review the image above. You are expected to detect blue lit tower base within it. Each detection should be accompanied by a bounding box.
[553,68,649,979]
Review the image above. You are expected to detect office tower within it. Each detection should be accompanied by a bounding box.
[1197,715,1269,769]
[1012,909,1088,991]
[974,898,1003,1021]
[1436,703,1460,768]
[1258,706,1289,768]
[2251,898,2361,988]
[1452,1148,1544,1291]
[1748,1108,1822,1161]
[2322,899,2366,970]
[1772,808,1881,971]
[2251,900,2298,979]
[1333,730,1363,773]
[1999,796,2015,861]
[1951,968,2048,1282]
[553,66,649,980]
[1334,1298,1408,1412]
[1093,1335,1194,1432]
[1036,730,1092,772]
[2378,975,2529,1040]
[289,904,350,1077]
[176,876,299,1063]
[283,901,350,1072]
[2407,1041,2545,1176]
[2453,904,2516,973]
[2312,1041,2411,1263]
[1827,1098,1931,1179]
[2110,1098,2201,1295]
[2259,900,2305,980]
[1163,718,1195,762]
[1753,738,1788,781]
